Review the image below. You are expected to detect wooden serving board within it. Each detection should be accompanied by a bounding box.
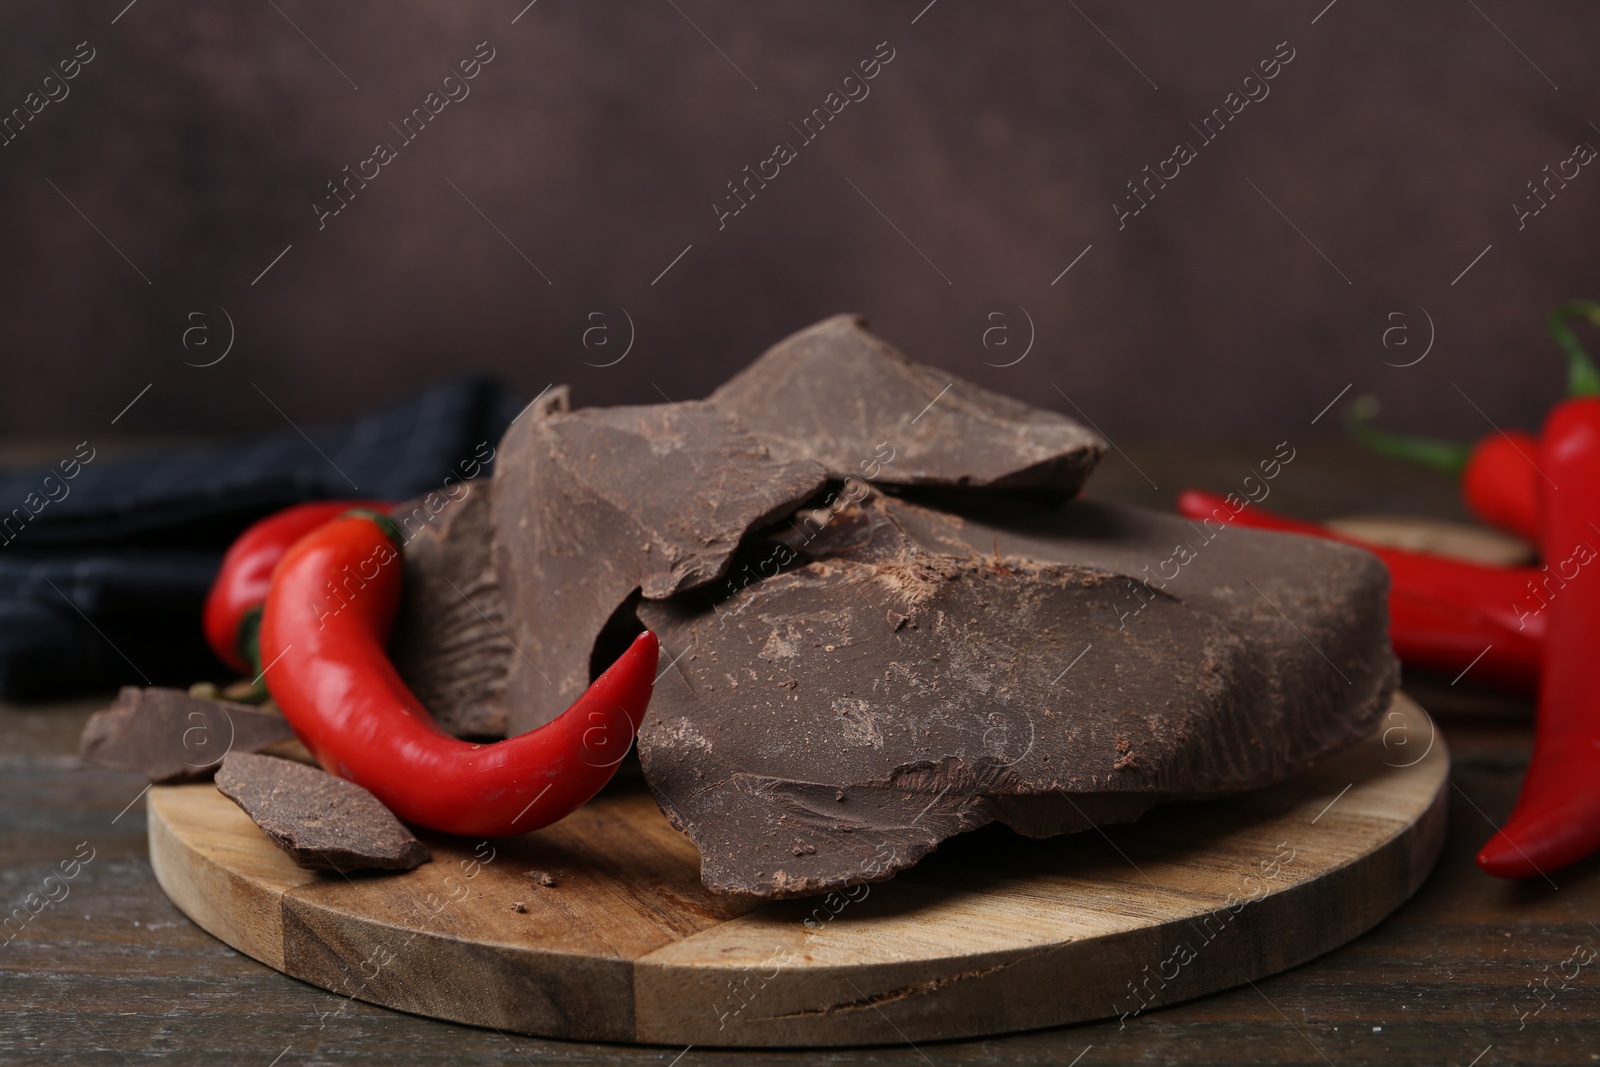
[147,692,1447,1048]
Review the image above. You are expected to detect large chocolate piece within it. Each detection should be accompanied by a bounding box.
[637,492,1396,897]
[493,399,829,734]
[485,318,1108,737]
[215,752,430,872]
[392,316,1393,900]
[708,315,1107,495]
[79,687,295,783]
[389,482,509,739]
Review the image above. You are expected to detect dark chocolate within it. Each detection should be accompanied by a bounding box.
[390,316,1396,900]
[492,398,829,734]
[214,752,430,872]
[636,491,1396,897]
[708,315,1107,495]
[78,687,295,783]
[389,481,510,739]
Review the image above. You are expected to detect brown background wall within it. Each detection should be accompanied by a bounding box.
[1,0,1596,448]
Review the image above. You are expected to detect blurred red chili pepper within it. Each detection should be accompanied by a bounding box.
[1176,489,1542,691]
[1345,397,1541,544]
[203,499,391,674]
[1478,398,1600,879]
[1460,432,1542,545]
[1341,299,1600,545]
[1387,589,1539,693]
[258,510,659,837]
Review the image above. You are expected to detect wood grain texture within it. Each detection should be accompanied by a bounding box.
[1324,513,1535,566]
[145,693,1446,1047]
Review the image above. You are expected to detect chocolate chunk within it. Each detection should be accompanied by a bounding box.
[482,318,1106,738]
[708,315,1107,495]
[493,398,828,733]
[636,492,1396,898]
[79,687,295,783]
[389,480,509,739]
[386,318,1393,899]
[214,752,430,872]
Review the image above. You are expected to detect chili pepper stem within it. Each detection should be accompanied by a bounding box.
[1547,300,1600,398]
[1343,395,1472,475]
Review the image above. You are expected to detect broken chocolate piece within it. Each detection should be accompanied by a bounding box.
[389,481,510,739]
[636,492,1396,898]
[383,316,1394,899]
[483,318,1108,738]
[214,752,430,872]
[78,687,295,783]
[708,314,1107,495]
[493,399,829,733]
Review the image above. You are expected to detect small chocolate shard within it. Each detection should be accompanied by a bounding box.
[493,399,829,733]
[79,687,295,783]
[525,869,558,888]
[708,315,1107,495]
[389,481,509,739]
[215,753,430,873]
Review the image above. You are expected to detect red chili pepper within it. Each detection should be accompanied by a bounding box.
[1459,432,1542,544]
[1341,299,1600,546]
[1478,398,1600,878]
[258,510,660,837]
[1388,589,1539,693]
[203,500,391,674]
[1344,397,1541,543]
[1176,490,1542,691]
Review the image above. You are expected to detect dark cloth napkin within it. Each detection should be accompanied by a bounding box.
[0,375,523,701]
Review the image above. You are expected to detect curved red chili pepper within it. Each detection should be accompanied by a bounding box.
[204,500,392,673]
[258,511,659,836]
[1479,398,1600,878]
[1175,490,1542,691]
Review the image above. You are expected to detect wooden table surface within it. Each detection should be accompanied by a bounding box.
[4,443,1595,1066]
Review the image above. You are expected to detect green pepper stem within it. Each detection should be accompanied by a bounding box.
[1343,395,1472,475]
[1547,300,1600,397]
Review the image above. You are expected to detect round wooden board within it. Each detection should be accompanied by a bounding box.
[147,692,1448,1048]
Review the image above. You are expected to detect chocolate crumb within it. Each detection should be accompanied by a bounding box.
[511,902,527,913]
[526,870,558,888]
